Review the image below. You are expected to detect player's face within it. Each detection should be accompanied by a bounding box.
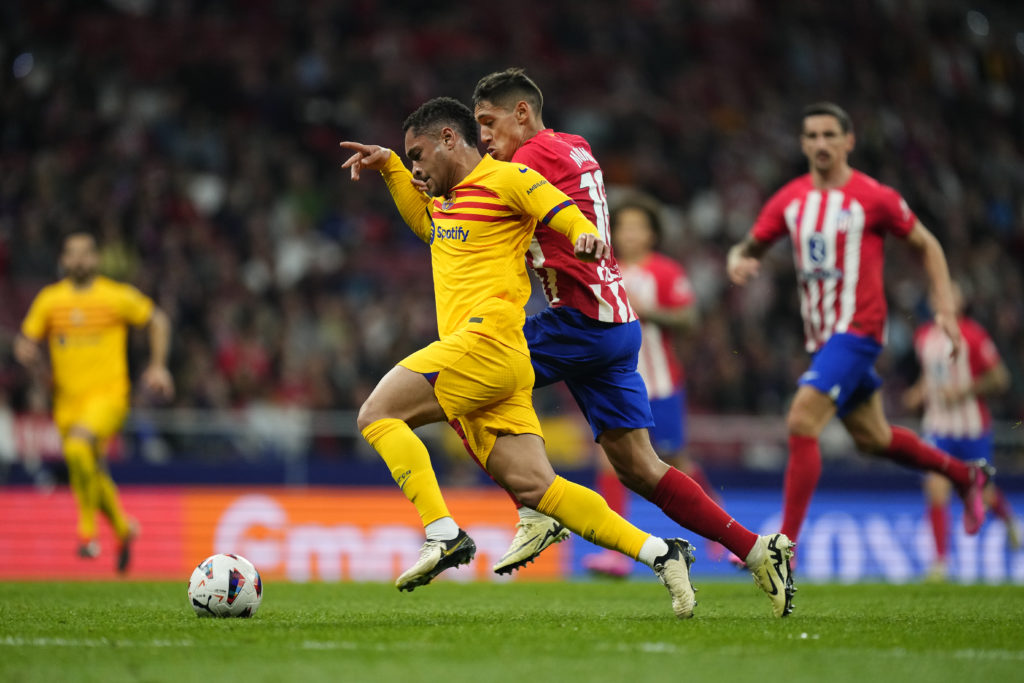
[611,207,656,262]
[61,234,99,283]
[404,128,454,196]
[801,115,854,174]
[475,100,523,162]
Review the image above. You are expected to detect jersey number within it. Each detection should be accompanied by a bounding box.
[579,170,611,244]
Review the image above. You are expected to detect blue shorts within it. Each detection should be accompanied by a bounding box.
[525,306,654,440]
[649,389,686,454]
[925,432,993,462]
[798,333,882,418]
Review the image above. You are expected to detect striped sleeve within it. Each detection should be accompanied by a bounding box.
[502,164,598,244]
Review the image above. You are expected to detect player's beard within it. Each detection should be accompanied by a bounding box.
[67,265,97,287]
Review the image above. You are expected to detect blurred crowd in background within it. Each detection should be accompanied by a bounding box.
[0,1,1022,455]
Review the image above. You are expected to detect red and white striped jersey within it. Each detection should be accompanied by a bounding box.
[914,317,1001,438]
[752,170,916,352]
[620,253,694,399]
[513,130,635,323]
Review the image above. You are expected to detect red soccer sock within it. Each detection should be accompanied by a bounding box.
[596,469,628,516]
[928,503,950,560]
[885,426,971,489]
[652,467,758,559]
[685,461,722,506]
[781,434,823,542]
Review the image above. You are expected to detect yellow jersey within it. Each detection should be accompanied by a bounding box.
[20,276,154,400]
[381,152,598,351]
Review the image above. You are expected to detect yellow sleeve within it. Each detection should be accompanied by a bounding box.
[116,284,155,327]
[502,166,599,244]
[20,289,52,341]
[379,152,433,243]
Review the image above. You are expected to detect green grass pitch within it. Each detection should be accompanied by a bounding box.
[2,580,1022,683]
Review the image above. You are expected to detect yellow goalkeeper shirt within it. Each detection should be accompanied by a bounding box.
[20,276,154,400]
[380,152,598,351]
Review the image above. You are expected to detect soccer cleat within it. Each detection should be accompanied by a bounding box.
[924,559,949,583]
[117,522,139,574]
[750,533,796,618]
[582,550,633,578]
[77,540,100,559]
[958,460,993,535]
[396,529,476,592]
[652,538,697,619]
[492,515,570,575]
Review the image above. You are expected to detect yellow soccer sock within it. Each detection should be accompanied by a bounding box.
[536,475,650,560]
[64,436,99,542]
[95,468,131,539]
[361,418,452,527]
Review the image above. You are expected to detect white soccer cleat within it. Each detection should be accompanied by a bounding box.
[652,538,697,619]
[492,514,571,575]
[750,533,796,618]
[396,530,476,592]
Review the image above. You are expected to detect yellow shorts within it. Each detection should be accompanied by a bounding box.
[54,392,129,442]
[399,329,541,466]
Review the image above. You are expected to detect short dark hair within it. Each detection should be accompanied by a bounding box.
[611,193,663,246]
[802,102,852,133]
[402,97,478,145]
[472,67,544,114]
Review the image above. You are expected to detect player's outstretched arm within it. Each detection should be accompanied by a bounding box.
[904,221,961,358]
[140,307,174,401]
[727,235,769,286]
[339,141,392,180]
[340,141,432,241]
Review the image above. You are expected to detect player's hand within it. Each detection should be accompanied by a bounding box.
[13,335,42,367]
[934,310,963,359]
[574,234,609,262]
[410,177,429,194]
[339,142,392,180]
[141,364,175,402]
[727,246,760,285]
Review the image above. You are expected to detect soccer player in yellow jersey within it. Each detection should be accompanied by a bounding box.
[14,232,174,573]
[341,97,697,618]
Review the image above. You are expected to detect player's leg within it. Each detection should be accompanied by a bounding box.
[61,425,101,557]
[358,363,470,592]
[484,430,698,619]
[357,364,451,526]
[780,384,835,542]
[923,469,953,581]
[581,453,633,577]
[77,396,134,570]
[840,392,987,534]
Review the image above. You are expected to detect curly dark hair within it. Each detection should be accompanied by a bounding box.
[402,97,478,145]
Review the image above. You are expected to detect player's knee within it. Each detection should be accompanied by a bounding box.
[356,399,388,432]
[786,410,818,437]
[502,474,547,509]
[850,428,888,454]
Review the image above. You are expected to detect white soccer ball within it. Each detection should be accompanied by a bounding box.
[187,553,263,618]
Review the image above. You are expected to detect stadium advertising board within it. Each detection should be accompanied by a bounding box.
[0,487,1020,583]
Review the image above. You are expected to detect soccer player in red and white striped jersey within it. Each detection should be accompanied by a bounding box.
[904,283,1017,579]
[473,69,795,617]
[727,102,991,550]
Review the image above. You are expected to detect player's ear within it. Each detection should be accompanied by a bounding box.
[845,131,855,152]
[516,100,529,123]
